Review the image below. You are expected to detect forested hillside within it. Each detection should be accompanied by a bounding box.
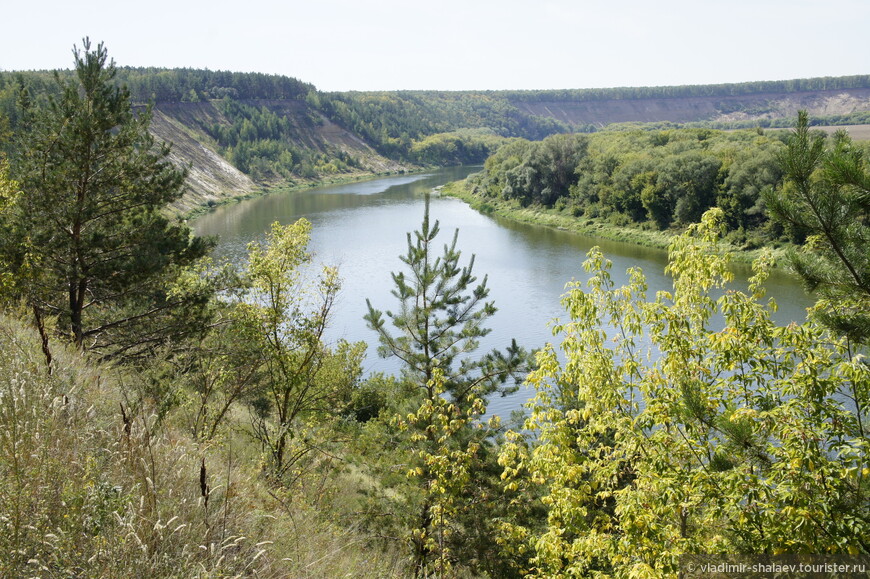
[2,67,869,213]
[1,43,868,578]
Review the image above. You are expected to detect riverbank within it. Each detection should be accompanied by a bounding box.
[441,180,791,266]
[176,167,428,220]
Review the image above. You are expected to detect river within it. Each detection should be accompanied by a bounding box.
[193,166,814,418]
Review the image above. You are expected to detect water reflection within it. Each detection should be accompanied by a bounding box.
[194,167,814,417]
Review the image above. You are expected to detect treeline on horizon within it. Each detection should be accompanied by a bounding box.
[4,65,869,103]
[501,73,870,102]
[3,67,870,171]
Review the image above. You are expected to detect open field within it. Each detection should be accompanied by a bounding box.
[814,124,870,140]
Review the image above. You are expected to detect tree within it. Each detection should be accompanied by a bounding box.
[365,195,531,406]
[499,209,869,576]
[395,368,500,578]
[3,40,212,358]
[473,134,588,208]
[718,146,783,231]
[765,110,870,343]
[239,219,365,476]
[364,196,533,575]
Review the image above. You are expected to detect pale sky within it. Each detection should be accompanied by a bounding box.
[3,0,868,92]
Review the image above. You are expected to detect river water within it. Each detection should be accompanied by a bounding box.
[193,166,814,418]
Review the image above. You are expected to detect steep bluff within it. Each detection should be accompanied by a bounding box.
[511,88,870,127]
[148,100,410,214]
[150,107,258,215]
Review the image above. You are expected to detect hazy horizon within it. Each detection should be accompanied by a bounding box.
[3,0,868,93]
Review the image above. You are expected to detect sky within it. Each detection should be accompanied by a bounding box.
[3,0,868,92]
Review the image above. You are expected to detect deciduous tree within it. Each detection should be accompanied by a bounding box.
[239,219,364,476]
[500,209,869,576]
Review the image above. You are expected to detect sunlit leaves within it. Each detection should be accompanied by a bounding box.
[238,218,362,475]
[500,208,870,576]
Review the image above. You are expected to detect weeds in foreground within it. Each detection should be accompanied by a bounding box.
[0,314,406,577]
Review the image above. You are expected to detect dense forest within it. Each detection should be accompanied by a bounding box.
[3,65,870,175]
[448,125,870,259]
[0,42,868,577]
[312,90,571,159]
[461,130,786,242]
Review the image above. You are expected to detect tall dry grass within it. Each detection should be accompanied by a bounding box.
[0,313,407,578]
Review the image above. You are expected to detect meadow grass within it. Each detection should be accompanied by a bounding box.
[0,312,407,577]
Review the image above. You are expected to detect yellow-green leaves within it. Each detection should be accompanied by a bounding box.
[396,367,495,576]
[500,208,870,576]
[0,160,18,211]
[0,162,19,296]
[238,219,359,475]
[247,220,311,297]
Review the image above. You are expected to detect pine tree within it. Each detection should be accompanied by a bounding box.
[364,195,533,575]
[3,39,213,358]
[364,195,531,406]
[765,110,870,343]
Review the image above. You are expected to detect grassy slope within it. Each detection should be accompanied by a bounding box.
[0,312,407,578]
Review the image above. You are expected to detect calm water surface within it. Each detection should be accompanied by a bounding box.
[193,167,814,417]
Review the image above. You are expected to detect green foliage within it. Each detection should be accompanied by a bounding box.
[765,111,870,343]
[316,90,570,161]
[204,97,360,181]
[1,39,214,359]
[408,128,509,165]
[718,145,782,231]
[467,127,788,240]
[472,133,589,207]
[238,219,365,475]
[395,367,500,577]
[158,294,263,441]
[363,198,534,575]
[114,67,313,103]
[499,209,869,576]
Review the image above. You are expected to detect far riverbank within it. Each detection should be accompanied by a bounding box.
[441,178,792,266]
